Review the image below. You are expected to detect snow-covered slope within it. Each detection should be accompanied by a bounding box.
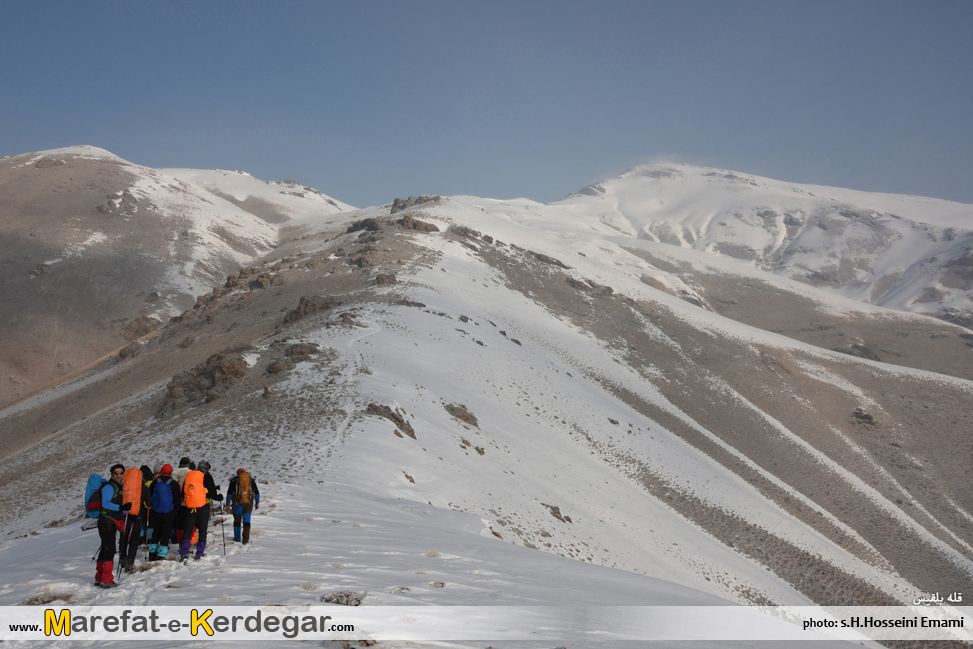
[555,163,973,326]
[162,167,354,224]
[2,153,972,647]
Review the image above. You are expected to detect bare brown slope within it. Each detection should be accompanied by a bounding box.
[0,151,268,409]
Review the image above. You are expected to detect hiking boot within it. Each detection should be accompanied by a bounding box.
[124,563,136,573]
[98,582,118,589]
[148,553,158,561]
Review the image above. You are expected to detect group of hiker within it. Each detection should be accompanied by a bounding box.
[87,457,260,589]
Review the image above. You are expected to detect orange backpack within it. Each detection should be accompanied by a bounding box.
[183,470,207,509]
[122,467,142,517]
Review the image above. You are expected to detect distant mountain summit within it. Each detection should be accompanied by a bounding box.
[555,162,973,327]
[0,146,353,408]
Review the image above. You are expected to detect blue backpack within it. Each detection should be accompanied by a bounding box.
[151,476,176,514]
[85,474,107,518]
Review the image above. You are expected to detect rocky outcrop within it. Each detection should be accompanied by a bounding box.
[367,403,416,439]
[284,296,342,324]
[124,316,160,340]
[160,345,254,414]
[397,214,439,232]
[445,403,479,428]
[390,195,440,214]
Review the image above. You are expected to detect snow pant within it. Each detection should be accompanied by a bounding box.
[149,510,176,559]
[180,507,210,558]
[232,504,253,543]
[96,515,139,582]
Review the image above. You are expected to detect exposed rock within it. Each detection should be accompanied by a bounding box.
[390,195,440,214]
[445,403,479,428]
[349,246,380,267]
[373,273,397,285]
[367,403,416,439]
[266,361,289,374]
[566,277,589,291]
[346,218,382,233]
[160,345,255,414]
[397,214,440,232]
[450,225,481,239]
[541,503,573,524]
[320,591,365,606]
[285,342,320,362]
[247,273,285,291]
[124,316,160,340]
[532,252,570,269]
[284,296,342,324]
[395,299,426,308]
[853,407,876,425]
[118,342,140,360]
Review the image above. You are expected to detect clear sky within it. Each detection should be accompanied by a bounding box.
[2,1,971,209]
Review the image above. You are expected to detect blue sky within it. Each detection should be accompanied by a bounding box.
[2,1,971,208]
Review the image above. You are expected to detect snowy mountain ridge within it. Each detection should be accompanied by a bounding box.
[1,147,972,647]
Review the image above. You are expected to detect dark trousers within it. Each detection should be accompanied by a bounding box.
[182,507,210,546]
[150,510,176,548]
[98,515,140,564]
[173,505,187,543]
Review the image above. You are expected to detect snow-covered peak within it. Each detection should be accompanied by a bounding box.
[554,162,973,321]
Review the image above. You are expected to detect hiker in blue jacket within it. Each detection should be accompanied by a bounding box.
[225,468,260,544]
[95,464,138,587]
[148,464,180,561]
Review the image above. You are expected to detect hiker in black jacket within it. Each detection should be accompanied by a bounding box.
[178,460,222,561]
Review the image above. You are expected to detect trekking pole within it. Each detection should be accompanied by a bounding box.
[116,512,128,580]
[220,504,227,556]
[144,511,150,561]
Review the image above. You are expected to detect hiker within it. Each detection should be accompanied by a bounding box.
[94,464,138,587]
[172,457,192,545]
[148,464,180,561]
[139,465,154,547]
[226,468,260,544]
[179,460,222,561]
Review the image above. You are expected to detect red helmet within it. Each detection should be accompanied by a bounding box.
[237,468,246,473]
[161,464,173,474]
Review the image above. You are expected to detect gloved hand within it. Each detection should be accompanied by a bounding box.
[255,503,259,510]
[121,502,132,512]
